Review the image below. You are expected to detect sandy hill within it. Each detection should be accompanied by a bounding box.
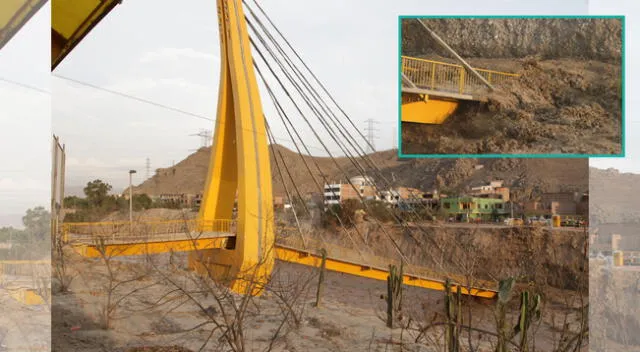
[128,144,588,200]
[590,167,640,225]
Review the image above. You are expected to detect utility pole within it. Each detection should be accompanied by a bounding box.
[51,135,58,247]
[129,170,137,235]
[51,135,66,246]
[364,118,379,154]
[510,200,514,219]
[145,157,151,179]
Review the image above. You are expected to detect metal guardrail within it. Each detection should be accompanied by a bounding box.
[0,260,51,277]
[401,56,520,95]
[62,219,236,243]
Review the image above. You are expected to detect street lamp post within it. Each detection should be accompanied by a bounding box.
[129,170,137,235]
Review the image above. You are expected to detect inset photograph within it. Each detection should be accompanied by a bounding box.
[399,16,624,156]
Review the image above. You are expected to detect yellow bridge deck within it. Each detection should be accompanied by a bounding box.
[62,220,498,298]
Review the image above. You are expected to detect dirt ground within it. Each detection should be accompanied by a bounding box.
[51,223,588,352]
[590,258,640,351]
[0,279,51,352]
[402,58,622,155]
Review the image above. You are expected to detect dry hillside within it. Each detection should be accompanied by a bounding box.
[590,167,640,225]
[590,167,640,251]
[129,144,588,199]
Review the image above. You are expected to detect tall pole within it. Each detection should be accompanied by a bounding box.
[129,170,136,235]
[51,135,57,248]
[511,200,514,219]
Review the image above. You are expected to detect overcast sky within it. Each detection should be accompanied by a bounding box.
[52,0,592,194]
[0,4,50,227]
[588,0,640,173]
[2,0,639,228]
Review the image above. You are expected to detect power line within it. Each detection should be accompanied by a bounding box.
[53,74,214,122]
[52,74,342,155]
[0,76,50,94]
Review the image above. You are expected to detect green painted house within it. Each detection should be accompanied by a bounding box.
[440,196,508,221]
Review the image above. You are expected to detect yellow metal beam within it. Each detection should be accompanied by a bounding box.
[401,93,459,125]
[0,0,47,51]
[72,237,228,258]
[275,246,497,299]
[62,229,497,298]
[51,0,122,70]
[0,260,50,265]
[193,0,274,296]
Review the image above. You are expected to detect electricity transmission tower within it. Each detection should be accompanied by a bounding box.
[190,129,212,151]
[364,118,379,153]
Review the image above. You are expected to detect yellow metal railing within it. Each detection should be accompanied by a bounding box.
[62,219,236,243]
[401,56,520,95]
[0,260,51,277]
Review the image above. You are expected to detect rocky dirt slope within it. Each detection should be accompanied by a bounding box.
[590,167,640,251]
[590,259,640,350]
[588,166,640,350]
[402,18,622,62]
[401,19,622,155]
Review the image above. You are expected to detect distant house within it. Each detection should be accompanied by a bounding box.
[323,175,441,211]
[469,180,510,201]
[523,192,587,217]
[323,176,379,206]
[157,193,198,208]
[440,196,508,222]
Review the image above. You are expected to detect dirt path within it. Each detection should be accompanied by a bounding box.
[0,287,50,351]
[51,252,587,352]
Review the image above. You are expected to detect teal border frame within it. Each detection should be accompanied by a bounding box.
[397,15,626,159]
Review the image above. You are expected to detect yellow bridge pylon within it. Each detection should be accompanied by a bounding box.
[191,0,275,296]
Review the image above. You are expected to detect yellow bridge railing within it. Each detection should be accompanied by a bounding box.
[62,219,236,243]
[401,56,520,95]
[0,260,51,277]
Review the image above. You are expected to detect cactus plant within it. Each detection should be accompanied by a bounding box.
[444,279,463,352]
[494,277,541,352]
[386,262,404,328]
[314,248,327,308]
[514,290,541,351]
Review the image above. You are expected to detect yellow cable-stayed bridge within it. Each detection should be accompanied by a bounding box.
[47,0,499,300]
